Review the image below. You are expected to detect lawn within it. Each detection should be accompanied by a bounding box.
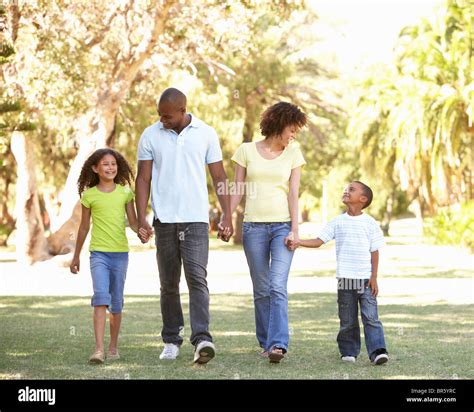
[0,293,472,380]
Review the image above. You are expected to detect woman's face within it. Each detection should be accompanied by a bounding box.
[279,125,297,147]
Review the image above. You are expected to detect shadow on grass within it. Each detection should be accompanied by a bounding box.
[0,293,472,380]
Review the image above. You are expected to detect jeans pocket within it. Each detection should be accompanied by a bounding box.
[242,222,253,233]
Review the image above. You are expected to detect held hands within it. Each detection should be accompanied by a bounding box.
[138,222,154,244]
[285,231,300,251]
[217,214,234,242]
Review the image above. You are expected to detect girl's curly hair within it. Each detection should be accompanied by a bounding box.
[260,102,307,138]
[77,148,134,196]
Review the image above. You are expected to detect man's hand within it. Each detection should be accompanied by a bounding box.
[138,221,154,243]
[367,276,379,297]
[217,213,234,242]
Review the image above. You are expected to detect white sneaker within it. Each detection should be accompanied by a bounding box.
[341,356,356,363]
[193,341,215,364]
[373,353,389,365]
[159,343,179,360]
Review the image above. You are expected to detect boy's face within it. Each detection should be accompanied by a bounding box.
[342,182,367,207]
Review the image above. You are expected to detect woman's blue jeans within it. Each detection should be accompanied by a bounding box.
[242,222,294,353]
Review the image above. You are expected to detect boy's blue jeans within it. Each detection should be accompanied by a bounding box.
[242,222,294,353]
[337,278,387,360]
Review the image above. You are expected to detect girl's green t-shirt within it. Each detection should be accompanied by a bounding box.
[81,185,134,252]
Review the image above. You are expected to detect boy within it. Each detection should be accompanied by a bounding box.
[288,181,389,365]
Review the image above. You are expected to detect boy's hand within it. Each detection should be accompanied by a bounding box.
[368,276,378,297]
[285,232,300,251]
[70,257,80,274]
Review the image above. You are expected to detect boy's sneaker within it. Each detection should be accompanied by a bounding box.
[193,341,215,364]
[159,343,179,360]
[371,348,389,365]
[373,353,389,365]
[341,356,356,363]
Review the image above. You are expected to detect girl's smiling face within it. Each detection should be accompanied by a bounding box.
[92,154,117,182]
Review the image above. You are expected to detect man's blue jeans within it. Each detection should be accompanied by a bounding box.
[242,222,294,353]
[154,220,212,347]
[337,278,387,360]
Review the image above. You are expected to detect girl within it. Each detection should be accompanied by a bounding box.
[70,148,141,364]
[228,102,307,363]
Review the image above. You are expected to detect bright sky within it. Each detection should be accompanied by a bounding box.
[308,0,444,73]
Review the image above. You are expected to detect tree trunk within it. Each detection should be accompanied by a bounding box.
[11,131,50,263]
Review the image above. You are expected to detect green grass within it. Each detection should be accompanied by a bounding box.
[0,294,472,380]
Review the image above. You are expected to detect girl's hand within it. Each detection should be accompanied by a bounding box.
[70,257,80,274]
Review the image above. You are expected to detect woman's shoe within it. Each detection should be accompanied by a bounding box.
[268,347,285,364]
[89,350,105,364]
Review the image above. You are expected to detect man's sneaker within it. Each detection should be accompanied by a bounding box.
[159,343,179,360]
[341,356,356,363]
[193,341,215,364]
[373,353,389,365]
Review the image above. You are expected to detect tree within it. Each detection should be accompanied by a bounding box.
[349,0,473,217]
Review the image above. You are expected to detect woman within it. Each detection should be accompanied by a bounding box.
[230,102,307,363]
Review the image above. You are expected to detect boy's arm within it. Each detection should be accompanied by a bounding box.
[70,205,91,274]
[368,250,379,296]
[288,237,324,250]
[126,200,138,233]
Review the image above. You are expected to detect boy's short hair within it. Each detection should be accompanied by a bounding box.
[353,181,373,209]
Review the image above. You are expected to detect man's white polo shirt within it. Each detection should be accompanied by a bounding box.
[137,114,222,223]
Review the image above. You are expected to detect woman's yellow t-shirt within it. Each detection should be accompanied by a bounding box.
[231,141,306,222]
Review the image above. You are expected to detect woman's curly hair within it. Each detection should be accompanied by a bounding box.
[77,148,134,196]
[260,102,307,138]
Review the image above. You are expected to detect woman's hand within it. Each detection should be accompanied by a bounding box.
[285,231,300,251]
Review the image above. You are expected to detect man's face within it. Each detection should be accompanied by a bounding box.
[157,101,185,130]
[342,182,367,206]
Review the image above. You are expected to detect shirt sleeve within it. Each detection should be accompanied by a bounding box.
[291,145,306,169]
[80,190,91,208]
[231,144,247,168]
[370,221,385,252]
[137,130,153,161]
[124,186,135,203]
[318,219,336,244]
[206,128,223,164]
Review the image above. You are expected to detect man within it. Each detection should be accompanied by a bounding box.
[136,88,233,364]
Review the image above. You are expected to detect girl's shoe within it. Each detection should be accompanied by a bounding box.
[89,350,105,364]
[268,347,285,363]
[107,351,120,361]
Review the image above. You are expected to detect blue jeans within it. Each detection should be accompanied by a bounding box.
[242,222,294,353]
[337,278,387,360]
[90,251,128,314]
[154,220,212,347]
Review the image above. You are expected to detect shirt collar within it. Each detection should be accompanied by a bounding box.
[159,113,200,130]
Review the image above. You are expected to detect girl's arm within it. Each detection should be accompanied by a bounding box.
[299,238,324,248]
[230,163,246,215]
[70,205,91,274]
[286,166,302,243]
[126,200,138,233]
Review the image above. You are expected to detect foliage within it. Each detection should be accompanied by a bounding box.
[423,201,474,249]
[348,0,474,216]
